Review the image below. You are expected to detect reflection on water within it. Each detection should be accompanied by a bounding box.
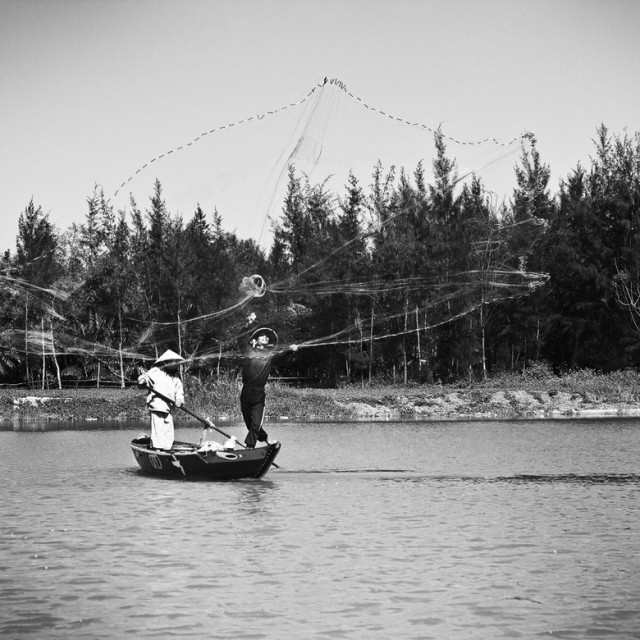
[501,473,640,485]
[1,419,639,639]
[384,473,640,486]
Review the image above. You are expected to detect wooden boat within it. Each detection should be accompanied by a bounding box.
[131,436,281,480]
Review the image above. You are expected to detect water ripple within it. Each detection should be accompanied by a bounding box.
[1,424,639,638]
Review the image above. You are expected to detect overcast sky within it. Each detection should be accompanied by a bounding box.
[1,0,639,253]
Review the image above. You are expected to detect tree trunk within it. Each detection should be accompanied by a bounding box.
[403,297,408,384]
[50,318,62,389]
[415,306,421,374]
[177,307,183,378]
[480,298,487,381]
[118,299,125,388]
[368,301,375,384]
[41,318,46,390]
[25,296,30,386]
[356,309,364,388]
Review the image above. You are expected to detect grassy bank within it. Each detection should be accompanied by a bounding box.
[4,366,640,422]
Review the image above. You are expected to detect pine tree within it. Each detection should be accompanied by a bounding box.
[14,200,60,385]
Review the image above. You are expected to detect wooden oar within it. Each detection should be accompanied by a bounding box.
[145,385,280,468]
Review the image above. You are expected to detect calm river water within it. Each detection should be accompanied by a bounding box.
[1,418,639,639]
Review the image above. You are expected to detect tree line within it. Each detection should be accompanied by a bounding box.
[2,125,640,388]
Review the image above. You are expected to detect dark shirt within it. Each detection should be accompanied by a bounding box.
[241,347,290,400]
[240,340,295,403]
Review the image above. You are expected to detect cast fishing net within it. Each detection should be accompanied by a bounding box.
[4,78,547,377]
[238,274,267,298]
[113,78,533,246]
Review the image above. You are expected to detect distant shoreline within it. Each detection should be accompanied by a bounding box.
[3,375,640,423]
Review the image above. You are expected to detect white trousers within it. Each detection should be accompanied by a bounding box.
[150,411,174,450]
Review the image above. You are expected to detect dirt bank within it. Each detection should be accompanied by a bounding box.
[4,382,640,422]
[327,388,640,420]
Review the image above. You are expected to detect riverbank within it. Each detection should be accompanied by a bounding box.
[4,367,640,422]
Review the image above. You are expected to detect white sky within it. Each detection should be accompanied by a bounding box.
[1,0,639,254]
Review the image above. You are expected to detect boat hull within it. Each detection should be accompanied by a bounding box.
[131,436,280,480]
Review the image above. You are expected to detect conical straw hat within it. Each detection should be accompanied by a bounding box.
[154,349,185,366]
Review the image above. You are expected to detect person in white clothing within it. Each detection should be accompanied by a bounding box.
[137,350,185,450]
